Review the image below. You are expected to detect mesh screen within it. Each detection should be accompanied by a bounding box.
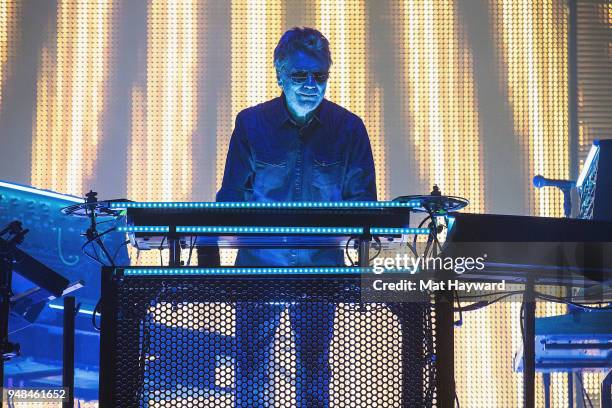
[103,274,436,407]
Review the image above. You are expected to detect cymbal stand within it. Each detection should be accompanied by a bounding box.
[83,191,116,267]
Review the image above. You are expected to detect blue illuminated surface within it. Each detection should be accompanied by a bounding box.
[110,201,420,209]
[0,180,83,202]
[176,226,363,234]
[370,227,430,235]
[122,267,420,276]
[124,267,370,276]
[117,226,169,233]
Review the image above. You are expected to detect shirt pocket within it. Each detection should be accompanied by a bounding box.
[312,154,344,190]
[253,150,288,192]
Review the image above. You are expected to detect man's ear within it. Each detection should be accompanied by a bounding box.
[276,72,282,87]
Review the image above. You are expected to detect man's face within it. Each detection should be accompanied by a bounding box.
[278,50,329,121]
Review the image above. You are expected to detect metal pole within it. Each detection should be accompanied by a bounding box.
[523,278,536,408]
[62,296,76,408]
[357,238,370,267]
[568,0,579,180]
[569,373,574,408]
[543,373,551,408]
[601,370,611,408]
[0,258,9,391]
[435,290,455,408]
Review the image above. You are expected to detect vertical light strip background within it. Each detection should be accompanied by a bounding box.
[398,0,484,213]
[318,3,398,403]
[490,0,569,217]
[12,1,590,405]
[127,0,198,202]
[0,0,17,114]
[31,0,113,196]
[317,0,388,199]
[219,0,283,192]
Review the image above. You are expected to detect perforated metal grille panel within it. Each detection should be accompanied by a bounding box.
[102,273,436,407]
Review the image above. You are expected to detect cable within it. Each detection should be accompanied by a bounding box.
[158,236,166,267]
[112,239,131,264]
[454,290,523,299]
[454,383,461,408]
[413,214,433,253]
[80,227,118,266]
[454,290,463,327]
[186,236,196,266]
[455,292,521,312]
[92,299,101,331]
[344,236,357,266]
[535,293,612,310]
[82,245,106,266]
[520,301,525,352]
[369,237,382,262]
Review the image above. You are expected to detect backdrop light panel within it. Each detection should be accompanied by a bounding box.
[0,0,609,406]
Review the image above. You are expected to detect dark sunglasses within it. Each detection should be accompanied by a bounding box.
[289,70,330,84]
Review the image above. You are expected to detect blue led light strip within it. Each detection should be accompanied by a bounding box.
[370,227,430,235]
[117,226,169,233]
[110,201,420,209]
[176,226,363,235]
[124,267,370,276]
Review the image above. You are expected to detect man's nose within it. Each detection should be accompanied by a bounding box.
[304,73,317,88]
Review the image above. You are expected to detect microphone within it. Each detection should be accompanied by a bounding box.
[533,175,575,218]
[533,175,576,191]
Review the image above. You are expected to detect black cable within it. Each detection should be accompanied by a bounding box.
[368,237,382,262]
[91,240,102,263]
[454,383,461,408]
[413,214,433,253]
[186,236,196,266]
[80,227,117,266]
[520,301,525,353]
[158,236,166,266]
[344,236,357,266]
[112,239,131,264]
[82,245,105,266]
[454,290,523,299]
[535,293,612,310]
[92,299,101,331]
[455,292,520,312]
[425,209,444,256]
[454,289,463,327]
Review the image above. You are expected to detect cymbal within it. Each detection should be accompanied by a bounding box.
[61,199,130,218]
[393,195,468,215]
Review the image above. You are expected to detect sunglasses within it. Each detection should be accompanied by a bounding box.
[288,70,330,84]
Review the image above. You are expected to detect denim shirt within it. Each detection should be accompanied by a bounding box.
[217,95,377,266]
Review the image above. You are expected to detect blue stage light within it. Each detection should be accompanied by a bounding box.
[110,201,421,209]
[370,227,430,235]
[175,226,363,234]
[123,267,372,276]
[117,226,169,233]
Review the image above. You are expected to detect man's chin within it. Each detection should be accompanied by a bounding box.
[297,98,321,109]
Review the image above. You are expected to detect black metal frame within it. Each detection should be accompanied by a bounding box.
[98,267,119,407]
[98,266,436,407]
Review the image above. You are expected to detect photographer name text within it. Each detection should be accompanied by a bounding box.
[372,279,506,292]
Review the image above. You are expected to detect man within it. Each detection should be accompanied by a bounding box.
[216,27,376,407]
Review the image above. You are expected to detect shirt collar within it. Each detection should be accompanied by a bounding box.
[274,93,324,129]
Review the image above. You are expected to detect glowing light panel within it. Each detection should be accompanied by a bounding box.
[31,0,113,196]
